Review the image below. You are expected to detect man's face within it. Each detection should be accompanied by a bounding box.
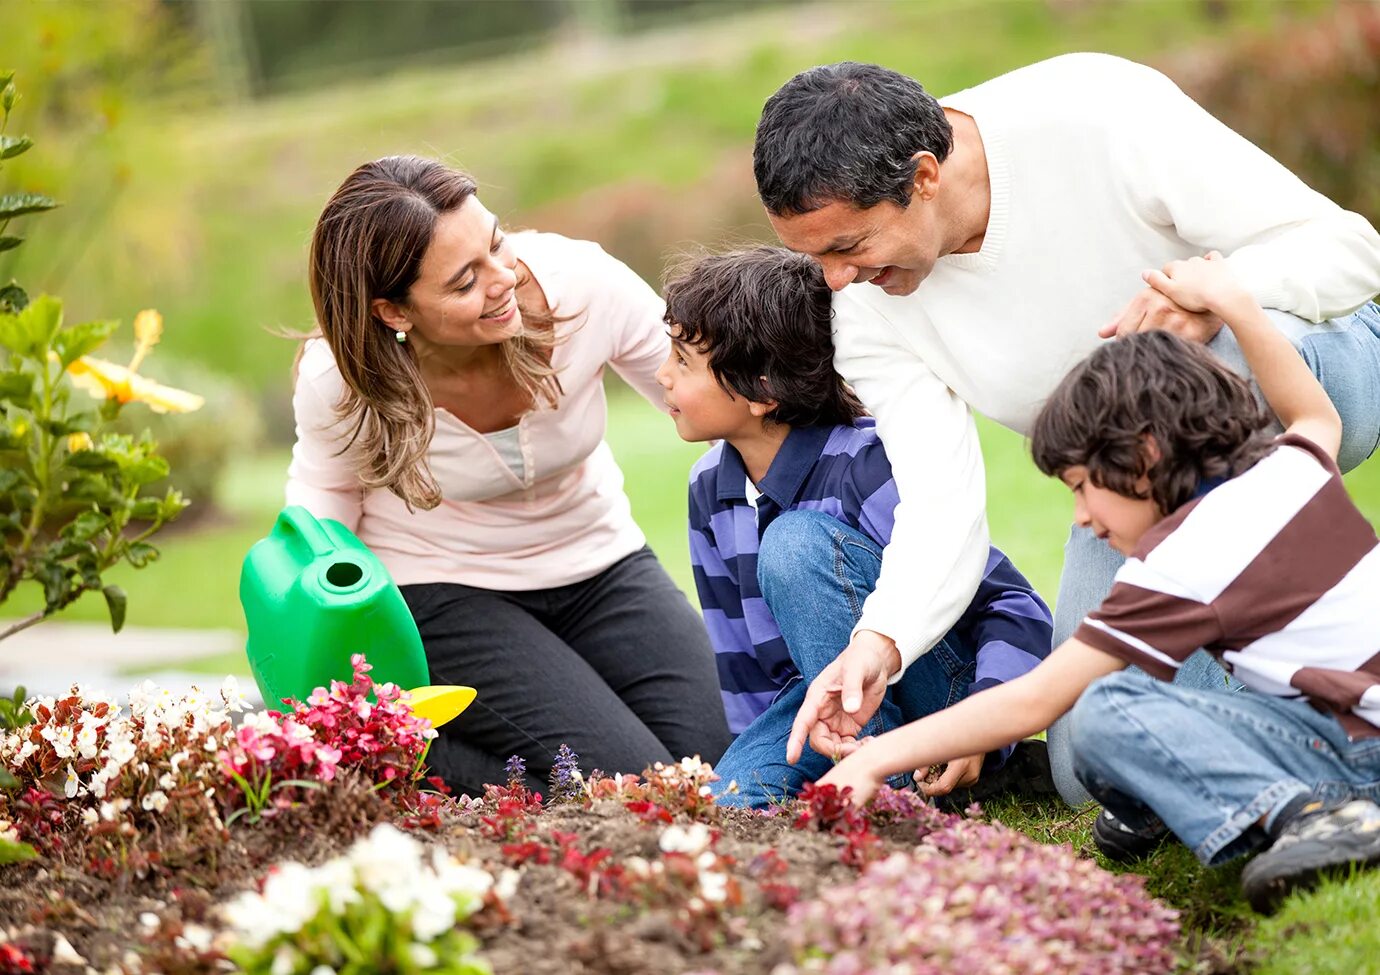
[768,197,938,296]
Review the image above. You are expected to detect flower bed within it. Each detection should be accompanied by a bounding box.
[0,658,1181,974]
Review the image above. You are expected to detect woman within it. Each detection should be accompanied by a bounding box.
[287,155,730,795]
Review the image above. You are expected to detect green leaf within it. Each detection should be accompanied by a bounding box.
[63,510,110,542]
[39,562,70,611]
[0,294,61,356]
[125,541,158,569]
[122,454,170,486]
[0,135,31,160]
[53,318,116,368]
[129,497,161,520]
[65,449,118,472]
[0,838,37,864]
[0,192,58,220]
[103,585,127,634]
[0,368,33,405]
[1,80,14,115]
[0,283,27,313]
[0,236,20,253]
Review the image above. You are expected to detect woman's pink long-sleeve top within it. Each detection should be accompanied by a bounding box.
[285,231,669,591]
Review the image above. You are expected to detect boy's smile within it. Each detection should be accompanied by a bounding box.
[1061,465,1162,556]
[655,328,766,444]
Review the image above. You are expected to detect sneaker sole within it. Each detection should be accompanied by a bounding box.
[1241,828,1380,913]
[1091,813,1170,864]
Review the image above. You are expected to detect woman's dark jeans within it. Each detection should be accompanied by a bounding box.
[401,547,731,797]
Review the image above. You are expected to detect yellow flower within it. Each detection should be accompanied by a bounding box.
[68,357,204,414]
[129,309,162,374]
[65,308,203,414]
[66,432,93,453]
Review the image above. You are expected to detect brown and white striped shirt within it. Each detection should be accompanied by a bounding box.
[1076,434,1380,739]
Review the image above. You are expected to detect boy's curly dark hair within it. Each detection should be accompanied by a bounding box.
[1031,331,1275,514]
[663,246,864,428]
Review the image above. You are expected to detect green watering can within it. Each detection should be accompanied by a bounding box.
[239,506,475,728]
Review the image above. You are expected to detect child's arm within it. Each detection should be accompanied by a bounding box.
[1142,252,1343,459]
[817,639,1124,804]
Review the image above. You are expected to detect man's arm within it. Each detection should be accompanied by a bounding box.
[818,638,1125,804]
[1113,61,1380,326]
[787,296,989,763]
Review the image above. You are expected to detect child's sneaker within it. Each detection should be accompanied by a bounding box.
[1091,808,1172,863]
[1241,797,1380,913]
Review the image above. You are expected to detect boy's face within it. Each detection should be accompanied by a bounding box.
[655,327,766,443]
[1061,465,1162,556]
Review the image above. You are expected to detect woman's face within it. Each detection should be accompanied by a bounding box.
[382,196,522,350]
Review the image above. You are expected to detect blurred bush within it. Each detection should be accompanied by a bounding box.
[109,351,264,521]
[1173,3,1380,224]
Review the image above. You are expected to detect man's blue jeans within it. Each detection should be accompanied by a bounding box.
[712,510,976,808]
[1069,670,1380,864]
[1048,302,1380,806]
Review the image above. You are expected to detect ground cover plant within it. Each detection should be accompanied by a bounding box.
[0,655,1201,974]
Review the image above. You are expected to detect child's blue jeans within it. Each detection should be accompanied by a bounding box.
[1069,669,1380,864]
[712,510,976,808]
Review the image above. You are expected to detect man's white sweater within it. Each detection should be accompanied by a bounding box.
[833,53,1380,671]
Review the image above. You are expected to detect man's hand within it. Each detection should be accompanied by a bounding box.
[1099,284,1223,343]
[785,629,901,765]
[916,753,984,798]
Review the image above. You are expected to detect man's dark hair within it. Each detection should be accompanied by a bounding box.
[754,61,954,216]
[663,246,864,428]
[1031,331,1276,515]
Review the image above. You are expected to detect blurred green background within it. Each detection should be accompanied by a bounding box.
[3,0,1378,664]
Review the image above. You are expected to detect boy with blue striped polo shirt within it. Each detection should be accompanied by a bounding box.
[653,247,1053,807]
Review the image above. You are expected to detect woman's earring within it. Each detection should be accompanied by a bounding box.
[395,330,407,344]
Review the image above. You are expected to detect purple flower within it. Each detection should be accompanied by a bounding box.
[547,744,582,804]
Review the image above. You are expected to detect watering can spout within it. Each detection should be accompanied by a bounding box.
[240,506,474,728]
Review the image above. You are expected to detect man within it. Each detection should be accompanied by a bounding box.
[753,54,1380,804]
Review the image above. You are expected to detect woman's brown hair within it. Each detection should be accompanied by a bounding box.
[1031,330,1275,514]
[307,155,562,510]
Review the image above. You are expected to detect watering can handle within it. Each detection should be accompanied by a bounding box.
[276,505,339,560]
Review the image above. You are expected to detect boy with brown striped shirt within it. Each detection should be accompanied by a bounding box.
[803,252,1380,912]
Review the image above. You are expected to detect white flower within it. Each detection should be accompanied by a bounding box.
[408,877,458,941]
[270,945,298,975]
[309,967,336,975]
[107,734,137,767]
[659,823,712,856]
[169,750,190,773]
[82,808,100,827]
[140,790,169,814]
[158,773,176,791]
[410,943,438,968]
[76,723,100,760]
[350,824,424,894]
[699,869,729,904]
[63,764,80,799]
[138,912,160,931]
[221,676,250,713]
[494,868,521,903]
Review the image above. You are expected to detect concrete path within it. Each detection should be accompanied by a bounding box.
[0,620,264,707]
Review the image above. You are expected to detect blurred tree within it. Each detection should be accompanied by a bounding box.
[1172,3,1380,224]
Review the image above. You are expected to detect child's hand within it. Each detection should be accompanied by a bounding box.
[1141,251,1250,317]
[916,752,984,797]
[816,748,888,806]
